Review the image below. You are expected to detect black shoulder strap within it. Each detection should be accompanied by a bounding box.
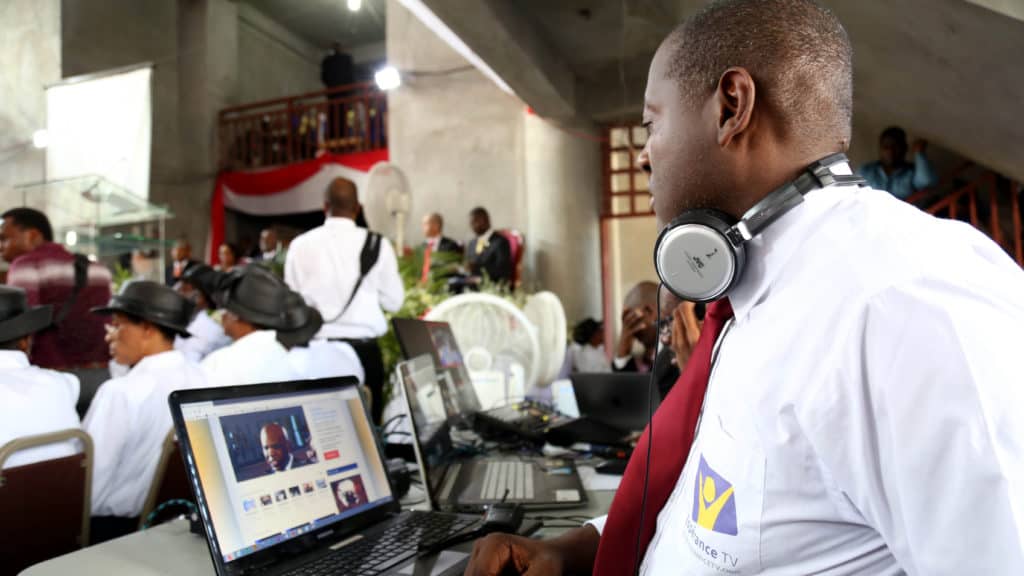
[328,232,382,323]
[53,254,90,327]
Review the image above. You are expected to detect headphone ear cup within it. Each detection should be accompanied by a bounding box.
[654,209,745,303]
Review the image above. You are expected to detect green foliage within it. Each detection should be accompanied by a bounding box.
[111,263,134,292]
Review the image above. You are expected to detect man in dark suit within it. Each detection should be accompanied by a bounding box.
[464,207,513,286]
[419,213,461,285]
[165,237,199,286]
[260,422,316,473]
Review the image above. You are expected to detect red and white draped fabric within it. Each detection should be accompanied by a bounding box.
[209,150,388,262]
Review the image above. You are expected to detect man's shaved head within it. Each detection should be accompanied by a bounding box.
[325,178,359,218]
[624,281,659,310]
[666,0,853,150]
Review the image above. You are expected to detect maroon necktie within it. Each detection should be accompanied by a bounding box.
[593,299,734,575]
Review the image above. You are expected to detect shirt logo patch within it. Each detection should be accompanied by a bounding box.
[692,454,738,535]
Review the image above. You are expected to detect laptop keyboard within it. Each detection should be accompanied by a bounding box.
[284,512,478,576]
[480,460,534,501]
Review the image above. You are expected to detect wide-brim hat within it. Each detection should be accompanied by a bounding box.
[180,263,223,309]
[92,280,195,337]
[216,264,291,330]
[0,287,53,343]
[277,291,324,349]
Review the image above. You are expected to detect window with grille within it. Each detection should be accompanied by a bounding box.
[602,125,652,218]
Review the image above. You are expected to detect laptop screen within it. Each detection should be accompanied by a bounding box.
[392,318,481,413]
[397,355,457,502]
[178,385,394,565]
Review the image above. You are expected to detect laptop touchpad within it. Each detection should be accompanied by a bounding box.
[396,550,468,576]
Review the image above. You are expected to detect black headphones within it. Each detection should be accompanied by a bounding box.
[653,153,866,303]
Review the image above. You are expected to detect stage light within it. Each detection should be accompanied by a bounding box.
[347,0,361,12]
[375,66,401,91]
[32,129,49,149]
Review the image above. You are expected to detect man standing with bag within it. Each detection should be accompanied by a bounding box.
[285,177,404,423]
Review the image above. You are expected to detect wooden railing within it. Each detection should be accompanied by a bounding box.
[915,172,1023,266]
[217,82,387,172]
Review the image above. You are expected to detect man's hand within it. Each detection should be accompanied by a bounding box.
[670,301,702,368]
[616,307,647,358]
[464,534,564,576]
[463,526,599,576]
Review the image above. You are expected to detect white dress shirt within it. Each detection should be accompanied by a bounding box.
[175,311,232,363]
[288,339,365,382]
[83,350,207,517]
[285,218,404,339]
[591,181,1024,574]
[0,351,80,469]
[201,330,298,387]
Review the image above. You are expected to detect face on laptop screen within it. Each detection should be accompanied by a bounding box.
[398,355,458,500]
[179,386,394,565]
[392,318,481,413]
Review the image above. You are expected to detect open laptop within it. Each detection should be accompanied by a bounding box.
[397,355,587,512]
[169,377,483,576]
[391,318,576,442]
[570,372,661,434]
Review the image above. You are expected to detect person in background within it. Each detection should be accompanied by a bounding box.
[130,249,161,284]
[201,264,298,387]
[174,264,231,363]
[0,286,80,469]
[165,237,198,286]
[279,291,364,383]
[84,281,206,543]
[216,243,241,273]
[612,281,659,373]
[321,42,355,140]
[1,208,111,370]
[419,212,461,285]
[285,177,404,423]
[858,126,938,200]
[254,227,287,277]
[567,318,611,373]
[463,207,513,286]
[652,289,702,400]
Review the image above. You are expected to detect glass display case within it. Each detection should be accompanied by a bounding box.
[8,175,173,284]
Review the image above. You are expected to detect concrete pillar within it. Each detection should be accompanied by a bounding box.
[0,0,61,198]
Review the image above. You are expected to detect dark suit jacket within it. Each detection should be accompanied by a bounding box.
[465,231,513,285]
[166,259,200,286]
[429,236,461,255]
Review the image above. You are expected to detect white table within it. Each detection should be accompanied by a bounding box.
[20,490,615,575]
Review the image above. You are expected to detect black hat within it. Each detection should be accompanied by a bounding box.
[277,291,324,349]
[216,264,291,329]
[181,263,223,309]
[92,280,195,337]
[0,287,53,343]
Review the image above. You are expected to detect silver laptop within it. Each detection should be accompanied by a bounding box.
[397,355,587,512]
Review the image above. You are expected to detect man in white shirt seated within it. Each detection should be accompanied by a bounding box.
[174,263,231,363]
[279,291,365,383]
[84,281,207,543]
[285,177,404,423]
[201,264,298,387]
[0,286,80,469]
[465,1,1024,574]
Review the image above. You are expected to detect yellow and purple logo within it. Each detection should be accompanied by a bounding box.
[691,455,738,535]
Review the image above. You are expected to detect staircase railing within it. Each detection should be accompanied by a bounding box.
[217,81,387,172]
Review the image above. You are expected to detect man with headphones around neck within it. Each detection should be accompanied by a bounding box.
[465,1,1024,575]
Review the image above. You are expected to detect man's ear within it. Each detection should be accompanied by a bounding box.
[715,67,756,148]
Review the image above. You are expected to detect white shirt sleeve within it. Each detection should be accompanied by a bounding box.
[587,514,608,535]
[83,380,132,513]
[375,237,405,313]
[814,278,1024,574]
[612,356,632,370]
[284,237,304,292]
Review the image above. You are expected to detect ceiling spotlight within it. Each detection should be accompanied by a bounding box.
[347,0,362,11]
[375,66,401,91]
[32,129,49,149]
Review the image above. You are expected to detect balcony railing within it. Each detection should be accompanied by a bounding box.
[218,82,387,172]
